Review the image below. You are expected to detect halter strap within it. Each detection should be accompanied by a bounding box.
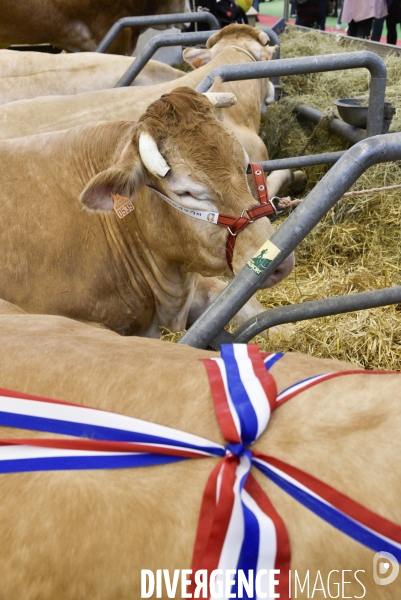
[221,44,257,62]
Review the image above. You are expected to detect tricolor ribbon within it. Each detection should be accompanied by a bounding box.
[0,345,400,600]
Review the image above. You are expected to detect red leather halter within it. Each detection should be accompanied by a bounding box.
[222,163,279,272]
[148,163,280,272]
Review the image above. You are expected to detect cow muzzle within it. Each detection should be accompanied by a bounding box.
[262,252,295,288]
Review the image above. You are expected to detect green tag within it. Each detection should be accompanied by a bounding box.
[247,240,281,276]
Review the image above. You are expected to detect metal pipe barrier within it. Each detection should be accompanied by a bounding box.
[294,103,366,144]
[114,30,219,87]
[179,132,401,349]
[114,25,281,88]
[259,26,281,88]
[250,151,344,172]
[230,287,401,344]
[96,13,220,53]
[195,50,387,139]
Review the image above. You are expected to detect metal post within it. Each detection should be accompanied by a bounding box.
[179,133,401,349]
[294,104,366,144]
[230,287,401,344]
[195,51,387,138]
[95,13,220,54]
[253,151,344,172]
[284,0,291,22]
[114,31,218,87]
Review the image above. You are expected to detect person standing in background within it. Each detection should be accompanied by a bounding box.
[386,0,401,44]
[295,0,327,30]
[342,0,388,38]
[371,0,393,41]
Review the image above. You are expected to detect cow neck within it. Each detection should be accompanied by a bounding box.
[216,44,257,62]
[104,197,197,336]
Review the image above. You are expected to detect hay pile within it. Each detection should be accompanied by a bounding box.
[256,28,401,369]
[165,29,401,370]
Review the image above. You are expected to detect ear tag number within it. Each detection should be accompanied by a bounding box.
[111,192,134,219]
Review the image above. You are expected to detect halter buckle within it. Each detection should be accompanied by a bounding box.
[227,226,238,237]
[269,196,284,216]
[240,208,254,223]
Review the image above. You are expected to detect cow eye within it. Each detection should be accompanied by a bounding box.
[179,192,196,200]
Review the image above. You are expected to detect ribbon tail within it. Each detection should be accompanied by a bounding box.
[241,473,291,599]
[191,456,237,578]
[253,452,401,562]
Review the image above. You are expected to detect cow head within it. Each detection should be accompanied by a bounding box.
[79,88,293,287]
[182,24,278,68]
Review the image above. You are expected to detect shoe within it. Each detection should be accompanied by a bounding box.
[336,23,341,29]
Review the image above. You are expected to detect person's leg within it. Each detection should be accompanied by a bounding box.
[347,19,358,36]
[355,17,374,38]
[386,0,398,44]
[336,2,343,28]
[371,16,385,41]
[316,0,326,29]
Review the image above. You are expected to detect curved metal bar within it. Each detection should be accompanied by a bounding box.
[195,50,386,138]
[231,287,401,344]
[249,151,345,172]
[179,132,401,349]
[114,30,218,87]
[95,12,220,54]
[114,25,281,89]
[294,103,366,144]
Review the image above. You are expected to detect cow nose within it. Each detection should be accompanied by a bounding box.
[263,252,295,288]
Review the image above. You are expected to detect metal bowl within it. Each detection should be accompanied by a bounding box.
[333,98,370,128]
[333,98,396,131]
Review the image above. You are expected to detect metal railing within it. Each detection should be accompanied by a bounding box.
[179,133,401,349]
[114,25,280,88]
[195,50,386,140]
[115,30,218,87]
[95,12,220,53]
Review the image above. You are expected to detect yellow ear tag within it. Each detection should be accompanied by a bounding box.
[193,58,203,69]
[111,192,134,219]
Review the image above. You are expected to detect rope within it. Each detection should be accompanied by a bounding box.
[297,109,336,157]
[277,183,401,212]
[341,183,401,197]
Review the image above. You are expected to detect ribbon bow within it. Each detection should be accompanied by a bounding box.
[0,346,400,600]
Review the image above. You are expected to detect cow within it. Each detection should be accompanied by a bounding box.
[0,0,191,55]
[0,50,185,105]
[0,299,399,600]
[0,87,295,337]
[0,25,304,200]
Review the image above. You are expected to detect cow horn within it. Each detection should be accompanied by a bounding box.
[258,30,270,46]
[138,131,170,179]
[202,92,237,108]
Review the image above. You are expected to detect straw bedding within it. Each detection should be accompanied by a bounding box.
[166,29,401,369]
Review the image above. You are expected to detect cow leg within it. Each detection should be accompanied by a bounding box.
[187,275,266,331]
[265,169,306,197]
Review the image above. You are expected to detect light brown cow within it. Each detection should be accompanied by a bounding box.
[0,26,303,199]
[0,87,294,336]
[0,50,185,104]
[0,0,190,54]
[0,299,399,600]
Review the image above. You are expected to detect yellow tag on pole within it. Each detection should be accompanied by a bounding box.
[246,240,281,276]
[111,192,134,219]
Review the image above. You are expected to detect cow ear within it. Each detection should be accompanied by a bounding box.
[79,163,144,213]
[182,47,211,68]
[263,44,279,61]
